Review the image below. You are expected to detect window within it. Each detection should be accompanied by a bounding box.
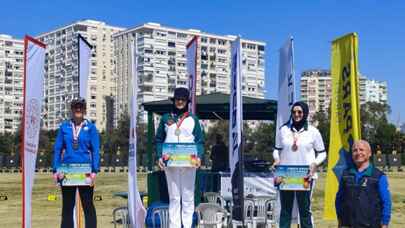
[73,25,87,32]
[168,42,176,47]
[218,39,226,45]
[218,49,226,54]
[177,33,187,39]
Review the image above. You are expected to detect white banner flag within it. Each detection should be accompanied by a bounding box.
[22,36,46,228]
[128,37,146,228]
[229,36,244,221]
[74,34,92,228]
[275,37,300,225]
[229,37,243,175]
[78,34,92,99]
[276,37,295,146]
[187,36,198,114]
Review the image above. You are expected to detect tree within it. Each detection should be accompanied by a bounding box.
[0,132,15,155]
[312,110,330,150]
[106,112,148,166]
[110,112,130,157]
[38,129,55,166]
[204,120,276,163]
[204,120,229,156]
[247,121,275,162]
[360,102,396,153]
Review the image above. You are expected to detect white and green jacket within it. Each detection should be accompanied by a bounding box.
[155,112,205,158]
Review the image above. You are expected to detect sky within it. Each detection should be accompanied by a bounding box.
[1,0,405,125]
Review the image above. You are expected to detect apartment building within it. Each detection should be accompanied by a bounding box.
[37,20,125,131]
[301,69,388,121]
[113,22,266,123]
[0,35,24,133]
[300,69,332,120]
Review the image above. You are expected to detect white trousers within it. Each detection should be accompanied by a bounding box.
[164,167,196,228]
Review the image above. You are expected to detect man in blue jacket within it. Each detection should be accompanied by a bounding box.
[52,97,100,228]
[335,140,391,228]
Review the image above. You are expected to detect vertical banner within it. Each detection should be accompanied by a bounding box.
[22,36,46,228]
[275,37,301,225]
[323,33,361,220]
[229,36,244,222]
[187,36,198,114]
[75,34,92,228]
[128,36,146,228]
[78,34,92,99]
[276,37,295,145]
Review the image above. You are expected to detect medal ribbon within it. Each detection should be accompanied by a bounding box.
[71,121,84,142]
[175,112,189,132]
[292,131,298,151]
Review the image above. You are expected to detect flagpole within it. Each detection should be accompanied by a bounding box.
[21,35,28,228]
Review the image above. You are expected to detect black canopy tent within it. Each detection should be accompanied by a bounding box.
[142,92,278,170]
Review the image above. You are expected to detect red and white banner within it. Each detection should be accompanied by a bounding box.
[186,36,198,114]
[128,35,146,228]
[22,35,46,228]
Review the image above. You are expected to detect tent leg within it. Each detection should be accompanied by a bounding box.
[147,111,155,171]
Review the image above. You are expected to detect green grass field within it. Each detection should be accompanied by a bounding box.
[0,171,404,227]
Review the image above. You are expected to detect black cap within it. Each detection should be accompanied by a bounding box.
[70,97,86,109]
[171,87,190,101]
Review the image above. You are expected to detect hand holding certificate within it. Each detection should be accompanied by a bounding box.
[161,143,199,167]
[56,163,93,186]
[274,165,311,191]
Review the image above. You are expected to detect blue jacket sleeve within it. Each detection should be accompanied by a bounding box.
[90,125,101,173]
[52,126,64,173]
[335,176,344,220]
[378,175,391,225]
[192,115,205,158]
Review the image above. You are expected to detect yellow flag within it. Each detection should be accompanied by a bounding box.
[323,33,361,220]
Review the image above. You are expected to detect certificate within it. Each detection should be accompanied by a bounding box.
[162,143,198,167]
[57,163,92,186]
[274,165,311,191]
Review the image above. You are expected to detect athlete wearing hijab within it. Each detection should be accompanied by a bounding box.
[273,101,326,228]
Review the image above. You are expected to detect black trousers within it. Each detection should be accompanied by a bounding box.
[279,190,313,228]
[61,186,97,228]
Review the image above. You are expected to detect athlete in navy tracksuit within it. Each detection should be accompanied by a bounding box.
[52,97,100,228]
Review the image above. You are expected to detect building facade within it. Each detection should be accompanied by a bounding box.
[113,22,266,123]
[361,79,388,104]
[37,20,125,131]
[300,69,388,121]
[300,69,332,120]
[0,35,24,133]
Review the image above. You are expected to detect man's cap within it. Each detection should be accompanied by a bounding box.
[70,97,86,109]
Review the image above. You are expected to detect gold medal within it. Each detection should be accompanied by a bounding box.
[173,112,189,137]
[292,143,298,152]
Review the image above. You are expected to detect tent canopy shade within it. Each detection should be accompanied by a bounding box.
[142,92,278,120]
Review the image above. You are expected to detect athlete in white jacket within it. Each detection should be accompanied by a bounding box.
[155,87,204,228]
